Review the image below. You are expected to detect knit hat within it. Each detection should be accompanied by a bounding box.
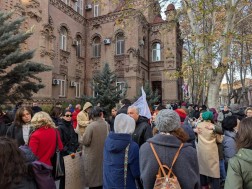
[155,109,180,132]
[174,109,187,122]
[230,104,240,114]
[202,111,213,121]
[114,114,135,134]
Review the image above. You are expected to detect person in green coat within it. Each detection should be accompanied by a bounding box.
[224,117,252,189]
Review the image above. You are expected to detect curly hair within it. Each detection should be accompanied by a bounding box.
[31,111,56,130]
[0,137,27,189]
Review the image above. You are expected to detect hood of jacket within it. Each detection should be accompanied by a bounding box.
[136,115,149,125]
[224,130,236,139]
[235,148,252,164]
[82,102,92,111]
[105,132,131,153]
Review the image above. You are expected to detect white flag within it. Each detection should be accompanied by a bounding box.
[132,87,151,119]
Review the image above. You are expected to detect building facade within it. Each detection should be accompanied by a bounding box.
[1,0,183,104]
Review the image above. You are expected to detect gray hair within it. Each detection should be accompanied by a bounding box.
[128,106,140,115]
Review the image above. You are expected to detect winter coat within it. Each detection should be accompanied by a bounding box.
[103,133,140,189]
[223,130,236,164]
[6,124,30,146]
[224,148,252,189]
[181,117,196,148]
[28,126,63,166]
[132,116,152,147]
[140,134,200,189]
[197,121,220,178]
[72,108,80,129]
[58,119,78,155]
[82,117,109,187]
[77,102,92,142]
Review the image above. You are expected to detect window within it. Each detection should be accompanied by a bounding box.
[61,0,70,5]
[92,37,101,57]
[152,43,161,61]
[59,79,66,97]
[116,81,126,96]
[116,33,124,55]
[75,0,83,15]
[94,4,99,17]
[60,27,67,51]
[75,82,81,98]
[76,36,82,57]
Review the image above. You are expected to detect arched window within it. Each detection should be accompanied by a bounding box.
[60,27,67,51]
[76,36,82,57]
[93,37,101,57]
[152,42,161,61]
[116,33,124,55]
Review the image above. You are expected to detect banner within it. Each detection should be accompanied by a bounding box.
[63,152,86,189]
[132,87,151,119]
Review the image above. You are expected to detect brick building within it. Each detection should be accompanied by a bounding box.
[1,0,183,104]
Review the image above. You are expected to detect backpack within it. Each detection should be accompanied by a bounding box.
[150,143,183,189]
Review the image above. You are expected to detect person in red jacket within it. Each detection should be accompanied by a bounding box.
[28,111,63,166]
[72,104,81,129]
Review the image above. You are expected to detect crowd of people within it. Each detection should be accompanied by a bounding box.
[0,100,252,189]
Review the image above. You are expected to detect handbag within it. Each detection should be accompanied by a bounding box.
[150,143,183,189]
[51,129,65,180]
[32,161,56,189]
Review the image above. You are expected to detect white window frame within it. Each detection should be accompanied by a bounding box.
[60,27,67,51]
[94,4,99,17]
[152,43,161,62]
[116,34,124,55]
[92,80,99,97]
[75,82,81,98]
[75,0,83,16]
[116,81,126,96]
[59,79,66,97]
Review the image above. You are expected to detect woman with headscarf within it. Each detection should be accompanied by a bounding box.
[197,111,220,189]
[140,109,200,189]
[103,114,140,189]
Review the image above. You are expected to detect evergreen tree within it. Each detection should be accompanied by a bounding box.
[135,82,160,107]
[82,63,126,116]
[0,11,51,104]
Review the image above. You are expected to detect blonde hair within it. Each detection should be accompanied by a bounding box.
[31,111,56,129]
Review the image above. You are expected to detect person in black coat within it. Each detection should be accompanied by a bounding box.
[127,106,153,147]
[58,110,78,155]
[6,107,33,146]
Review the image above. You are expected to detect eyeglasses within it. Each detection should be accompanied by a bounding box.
[65,115,72,117]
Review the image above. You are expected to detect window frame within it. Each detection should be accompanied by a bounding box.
[75,82,81,98]
[152,42,161,62]
[59,79,66,97]
[75,0,83,15]
[76,36,82,57]
[60,27,67,51]
[94,4,99,17]
[92,37,101,58]
[116,34,124,55]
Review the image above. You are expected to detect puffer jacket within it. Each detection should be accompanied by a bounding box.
[103,133,140,189]
[225,148,252,189]
[223,130,237,164]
